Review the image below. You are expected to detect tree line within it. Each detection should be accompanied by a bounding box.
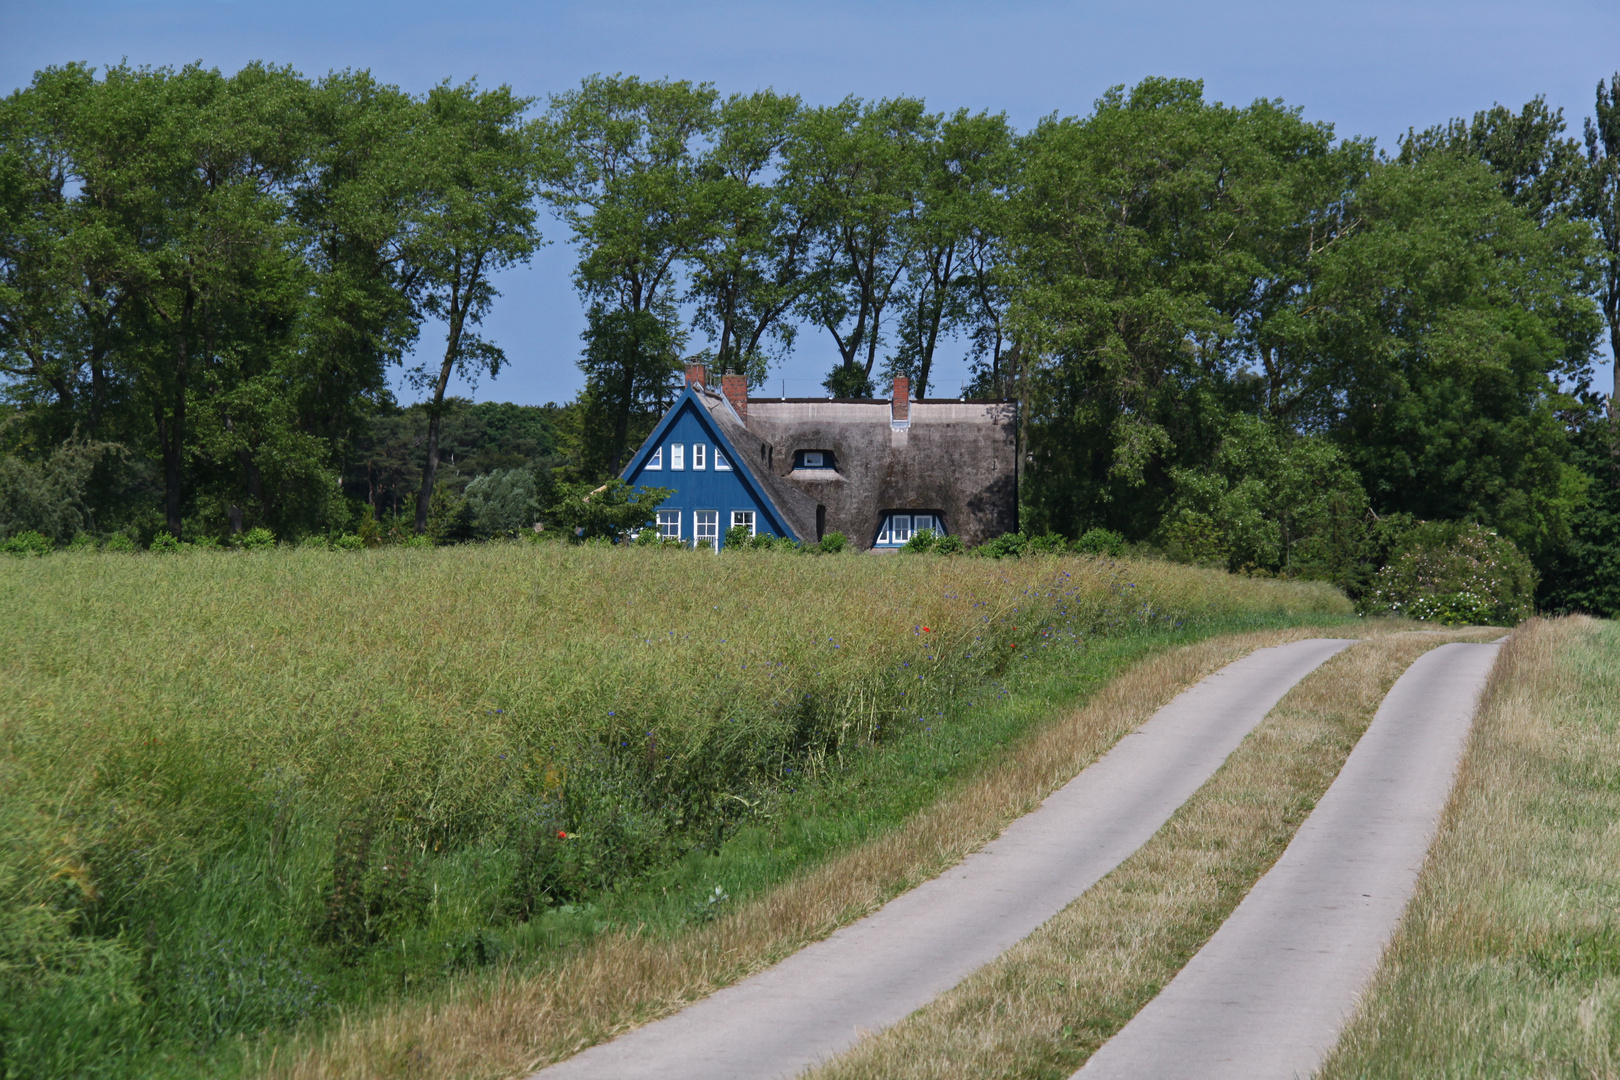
[4,63,1620,612]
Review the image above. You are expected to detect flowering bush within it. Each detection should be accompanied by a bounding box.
[1366,521,1536,626]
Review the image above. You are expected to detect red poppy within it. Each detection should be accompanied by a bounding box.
[1009,642,1017,649]
[921,626,931,633]
[556,830,568,840]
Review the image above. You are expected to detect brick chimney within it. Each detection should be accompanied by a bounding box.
[721,372,748,422]
[891,376,911,422]
[684,361,708,389]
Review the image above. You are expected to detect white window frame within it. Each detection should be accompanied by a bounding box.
[670,443,685,471]
[693,443,706,471]
[694,510,719,551]
[730,510,756,537]
[646,446,662,470]
[714,446,732,470]
[876,512,944,546]
[802,450,825,468]
[657,510,681,540]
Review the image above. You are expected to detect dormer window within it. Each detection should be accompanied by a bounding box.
[795,449,834,470]
[646,446,663,470]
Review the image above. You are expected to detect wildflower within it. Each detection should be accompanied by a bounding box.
[556,830,569,840]
[921,626,931,633]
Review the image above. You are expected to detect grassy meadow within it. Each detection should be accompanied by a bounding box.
[0,543,1348,1078]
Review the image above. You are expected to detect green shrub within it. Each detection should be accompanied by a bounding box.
[299,534,330,550]
[465,468,540,537]
[103,533,137,553]
[332,534,364,551]
[817,531,847,554]
[934,534,966,555]
[1366,521,1536,626]
[147,532,185,554]
[2,530,52,557]
[239,527,275,551]
[723,524,752,550]
[973,531,1028,558]
[66,533,96,552]
[751,532,793,551]
[1027,532,1069,555]
[900,529,940,554]
[1075,528,1126,557]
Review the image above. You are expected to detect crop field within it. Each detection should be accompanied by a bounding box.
[0,544,1349,1078]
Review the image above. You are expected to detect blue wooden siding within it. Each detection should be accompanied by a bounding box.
[623,398,791,547]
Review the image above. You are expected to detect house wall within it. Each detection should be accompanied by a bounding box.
[742,400,1017,549]
[624,400,789,546]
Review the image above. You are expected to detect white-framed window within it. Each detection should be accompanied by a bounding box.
[670,443,685,470]
[730,510,755,537]
[646,446,663,470]
[657,510,681,540]
[876,512,944,546]
[801,450,825,468]
[693,443,707,470]
[715,447,732,470]
[694,510,719,550]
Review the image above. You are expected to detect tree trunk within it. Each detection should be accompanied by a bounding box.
[160,286,195,538]
[415,306,464,535]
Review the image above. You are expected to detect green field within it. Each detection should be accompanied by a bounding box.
[0,545,1348,1078]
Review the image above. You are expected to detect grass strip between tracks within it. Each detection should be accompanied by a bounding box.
[800,626,1500,1080]
[1318,616,1620,1077]
[261,622,1383,1080]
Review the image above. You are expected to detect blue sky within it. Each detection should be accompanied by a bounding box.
[4,0,1618,406]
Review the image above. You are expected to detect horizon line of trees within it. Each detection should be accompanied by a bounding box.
[5,62,1620,614]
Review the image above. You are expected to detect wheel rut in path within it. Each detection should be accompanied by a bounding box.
[530,637,1356,1080]
[1075,640,1501,1080]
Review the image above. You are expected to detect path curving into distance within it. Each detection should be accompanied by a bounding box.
[1076,640,1501,1080]
[530,638,1356,1080]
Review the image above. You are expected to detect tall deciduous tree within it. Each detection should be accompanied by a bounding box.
[686,89,810,385]
[1586,74,1620,407]
[404,80,545,534]
[1007,78,1358,536]
[789,97,934,397]
[886,109,1013,398]
[543,75,713,473]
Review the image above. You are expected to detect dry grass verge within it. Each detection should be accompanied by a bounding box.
[799,626,1500,1080]
[1317,616,1620,1077]
[262,623,1404,1080]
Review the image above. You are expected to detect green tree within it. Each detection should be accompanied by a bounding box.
[886,109,1013,398]
[686,89,811,385]
[1159,416,1368,578]
[788,97,934,396]
[1006,78,1363,537]
[542,75,711,469]
[1311,152,1598,561]
[1586,73,1620,407]
[575,304,680,474]
[403,80,546,535]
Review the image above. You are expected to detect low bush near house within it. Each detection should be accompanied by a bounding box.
[1,529,52,556]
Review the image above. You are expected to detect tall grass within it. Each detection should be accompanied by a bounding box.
[0,544,1347,1077]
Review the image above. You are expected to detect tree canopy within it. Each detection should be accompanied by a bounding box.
[5,62,1620,615]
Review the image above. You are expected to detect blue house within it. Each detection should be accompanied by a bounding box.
[619,369,817,548]
[620,364,1017,550]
